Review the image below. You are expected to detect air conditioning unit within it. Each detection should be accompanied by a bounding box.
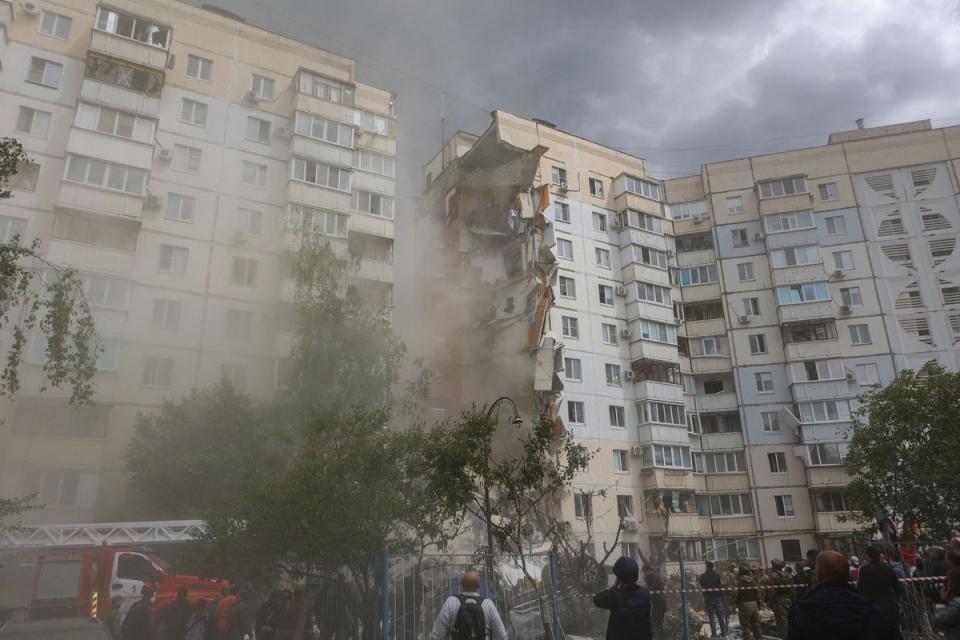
[631,445,644,456]
[623,520,639,532]
[145,194,163,210]
[619,328,632,339]
[612,217,624,230]
[753,232,765,241]
[558,181,569,192]
[739,314,751,324]
[244,90,261,103]
[624,370,636,381]
[275,126,292,139]
[21,1,40,17]
[840,304,852,315]
[845,371,855,381]
[833,269,845,278]
[615,285,628,297]
[793,446,807,458]
[157,147,172,162]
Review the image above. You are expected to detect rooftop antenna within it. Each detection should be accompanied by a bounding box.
[441,92,448,169]
[856,118,865,130]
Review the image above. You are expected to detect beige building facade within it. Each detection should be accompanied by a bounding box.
[418,112,960,570]
[0,0,397,523]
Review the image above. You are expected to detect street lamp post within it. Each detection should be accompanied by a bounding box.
[482,396,522,590]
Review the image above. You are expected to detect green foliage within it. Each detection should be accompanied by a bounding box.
[0,495,38,536]
[846,362,960,539]
[0,137,27,201]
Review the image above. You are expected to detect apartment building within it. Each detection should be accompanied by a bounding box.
[417,112,960,569]
[0,0,397,523]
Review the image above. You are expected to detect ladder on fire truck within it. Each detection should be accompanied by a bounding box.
[0,520,205,549]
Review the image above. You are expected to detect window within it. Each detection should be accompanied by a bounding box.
[782,540,803,563]
[231,257,258,287]
[620,542,638,559]
[707,493,753,517]
[748,334,767,355]
[726,196,744,214]
[296,112,355,148]
[622,209,664,234]
[598,284,614,305]
[0,215,27,243]
[352,190,394,218]
[75,104,154,141]
[223,309,253,340]
[743,298,760,317]
[151,298,180,330]
[589,178,604,197]
[761,411,780,432]
[158,244,188,275]
[567,401,584,424]
[758,176,807,198]
[832,250,855,271]
[622,175,660,200]
[613,449,629,472]
[609,405,626,428]
[596,248,612,269]
[12,162,40,192]
[634,361,681,385]
[775,495,795,517]
[353,109,388,134]
[698,336,723,356]
[731,229,749,247]
[165,193,194,222]
[704,452,746,474]
[849,324,871,346]
[768,452,788,474]
[776,282,829,305]
[353,150,395,177]
[299,72,353,104]
[94,7,170,48]
[675,232,713,253]
[552,166,567,186]
[639,402,685,426]
[180,98,208,127]
[27,57,63,88]
[617,495,634,519]
[764,210,814,233]
[593,211,607,231]
[556,238,573,260]
[79,274,130,309]
[818,182,839,201]
[85,54,163,96]
[643,444,692,470]
[798,400,851,423]
[64,156,145,195]
[251,74,275,100]
[636,282,671,306]
[564,357,582,381]
[638,319,677,344]
[816,491,849,512]
[678,264,718,286]
[574,493,593,519]
[605,363,622,386]
[40,11,72,38]
[237,208,262,236]
[554,202,570,223]
[186,54,212,81]
[856,363,880,385]
[737,262,755,282]
[292,158,351,191]
[561,316,579,339]
[825,215,847,236]
[16,107,52,139]
[791,359,844,382]
[670,200,708,220]
[241,161,267,188]
[633,245,669,270]
[559,276,576,298]
[601,323,618,345]
[754,371,774,393]
[785,321,838,343]
[221,364,248,390]
[246,116,271,143]
[173,145,202,172]
[809,443,846,466]
[771,245,821,268]
[142,356,174,388]
[703,380,724,394]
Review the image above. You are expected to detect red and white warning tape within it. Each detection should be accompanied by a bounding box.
[579,575,947,597]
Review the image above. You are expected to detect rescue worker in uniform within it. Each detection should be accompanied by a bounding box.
[736,565,763,640]
[764,558,793,638]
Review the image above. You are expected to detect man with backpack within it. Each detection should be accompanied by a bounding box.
[592,556,652,640]
[430,570,508,640]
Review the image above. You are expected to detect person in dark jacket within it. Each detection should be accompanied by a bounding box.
[788,550,904,640]
[121,587,156,640]
[226,590,253,640]
[593,556,652,640]
[857,545,902,627]
[642,564,666,640]
[698,561,726,638]
[159,586,193,640]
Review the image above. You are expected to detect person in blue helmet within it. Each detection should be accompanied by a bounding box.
[592,556,653,640]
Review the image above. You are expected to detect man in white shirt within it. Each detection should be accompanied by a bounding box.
[430,570,508,640]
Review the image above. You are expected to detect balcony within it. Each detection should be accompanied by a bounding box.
[673,217,713,236]
[89,29,169,70]
[784,339,842,361]
[710,515,756,535]
[815,512,860,533]
[290,135,353,168]
[639,468,696,490]
[46,239,135,275]
[676,249,716,268]
[66,128,153,171]
[690,356,733,375]
[79,79,160,118]
[353,170,394,197]
[281,228,349,254]
[683,318,726,338]
[696,392,739,413]
[618,229,670,253]
[349,212,394,239]
[357,257,393,283]
[286,180,352,212]
[628,339,680,364]
[633,380,685,404]
[699,432,744,451]
[613,191,661,216]
[625,302,674,325]
[355,130,397,157]
[56,183,144,220]
[806,466,850,487]
[292,91,355,126]
[790,379,855,402]
[778,301,835,325]
[679,283,722,303]
[644,513,703,536]
[758,193,813,216]
[620,263,671,288]
[771,265,827,287]
[764,227,819,250]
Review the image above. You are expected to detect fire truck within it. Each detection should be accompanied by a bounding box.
[0,520,228,626]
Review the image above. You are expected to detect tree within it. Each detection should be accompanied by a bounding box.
[846,362,960,540]
[0,496,38,537]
